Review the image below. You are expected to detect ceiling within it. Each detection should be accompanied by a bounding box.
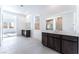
[2,5,76,15]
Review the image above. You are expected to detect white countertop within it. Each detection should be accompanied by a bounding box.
[42,30,79,37]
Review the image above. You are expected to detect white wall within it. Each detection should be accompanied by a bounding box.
[0,8,1,36]
[2,10,75,41]
[41,11,75,32]
[34,17,41,40]
[30,15,41,40]
[61,12,74,32]
[16,14,26,36]
[75,6,79,34]
[0,6,76,41]
[0,8,1,46]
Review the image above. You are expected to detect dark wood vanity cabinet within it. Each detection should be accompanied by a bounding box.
[26,30,31,37]
[42,33,47,46]
[22,30,31,37]
[42,32,79,54]
[47,33,61,52]
[54,38,61,52]
[62,40,78,54]
[62,36,78,54]
[47,37,61,52]
[47,37,54,49]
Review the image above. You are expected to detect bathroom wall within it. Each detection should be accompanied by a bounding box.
[0,6,76,41]
[41,11,75,32]
[16,14,26,36]
[0,8,1,45]
[34,11,75,40]
[75,6,79,34]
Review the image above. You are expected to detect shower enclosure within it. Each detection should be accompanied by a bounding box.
[0,8,17,46]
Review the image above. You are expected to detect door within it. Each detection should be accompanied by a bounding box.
[54,38,61,52]
[47,36,54,49]
[26,30,30,37]
[62,40,78,54]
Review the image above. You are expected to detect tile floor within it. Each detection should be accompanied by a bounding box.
[0,36,59,54]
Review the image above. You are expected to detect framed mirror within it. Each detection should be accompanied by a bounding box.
[35,16,40,30]
[46,19,53,30]
[56,16,62,31]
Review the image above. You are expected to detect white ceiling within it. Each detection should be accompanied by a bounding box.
[2,5,76,15]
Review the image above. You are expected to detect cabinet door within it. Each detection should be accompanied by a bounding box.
[62,40,78,54]
[54,38,61,52]
[26,30,30,37]
[47,37,54,49]
[22,30,25,36]
[21,30,24,36]
[42,33,47,46]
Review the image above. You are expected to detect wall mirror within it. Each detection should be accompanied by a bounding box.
[46,19,53,30]
[56,16,62,31]
[35,16,40,30]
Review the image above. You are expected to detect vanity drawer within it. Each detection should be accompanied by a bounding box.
[62,35,78,42]
[47,33,60,38]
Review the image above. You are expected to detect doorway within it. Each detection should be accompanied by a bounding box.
[1,11,17,39]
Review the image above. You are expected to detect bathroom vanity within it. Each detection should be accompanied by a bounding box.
[22,30,31,37]
[42,31,79,54]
